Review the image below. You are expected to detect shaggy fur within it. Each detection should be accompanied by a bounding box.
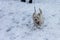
[32,7,44,28]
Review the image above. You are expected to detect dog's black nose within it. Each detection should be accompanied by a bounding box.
[35,19,37,21]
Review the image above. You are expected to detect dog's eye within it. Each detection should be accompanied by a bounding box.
[34,17,35,18]
[37,17,39,19]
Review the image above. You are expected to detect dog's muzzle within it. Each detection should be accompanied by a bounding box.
[35,19,37,21]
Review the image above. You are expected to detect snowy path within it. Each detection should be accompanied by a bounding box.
[0,1,60,40]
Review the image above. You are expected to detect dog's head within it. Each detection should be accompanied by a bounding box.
[33,13,40,25]
[33,13,40,21]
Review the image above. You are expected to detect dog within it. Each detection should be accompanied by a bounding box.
[32,7,44,28]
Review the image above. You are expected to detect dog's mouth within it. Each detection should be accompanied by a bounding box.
[36,21,40,25]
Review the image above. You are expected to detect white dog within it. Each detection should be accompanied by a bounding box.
[32,7,44,28]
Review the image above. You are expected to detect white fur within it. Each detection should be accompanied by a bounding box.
[32,7,44,28]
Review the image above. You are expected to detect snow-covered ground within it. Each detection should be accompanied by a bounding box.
[0,0,60,40]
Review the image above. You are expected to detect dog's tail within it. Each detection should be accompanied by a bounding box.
[39,8,42,14]
[34,6,36,13]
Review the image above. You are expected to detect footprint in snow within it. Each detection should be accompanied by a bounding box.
[8,2,13,5]
[27,15,31,17]
[8,12,14,16]
[0,9,5,19]
[44,24,47,27]
[6,26,15,32]
[0,14,5,19]
[10,35,19,40]
[52,14,56,17]
[44,38,48,40]
[57,22,60,25]
[0,9,2,12]
[12,18,20,24]
[22,17,26,21]
[0,28,2,31]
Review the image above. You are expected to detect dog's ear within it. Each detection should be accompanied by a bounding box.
[33,13,35,16]
[39,8,42,14]
[33,7,36,16]
[34,7,36,13]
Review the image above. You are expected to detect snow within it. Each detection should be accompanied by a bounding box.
[0,0,60,40]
